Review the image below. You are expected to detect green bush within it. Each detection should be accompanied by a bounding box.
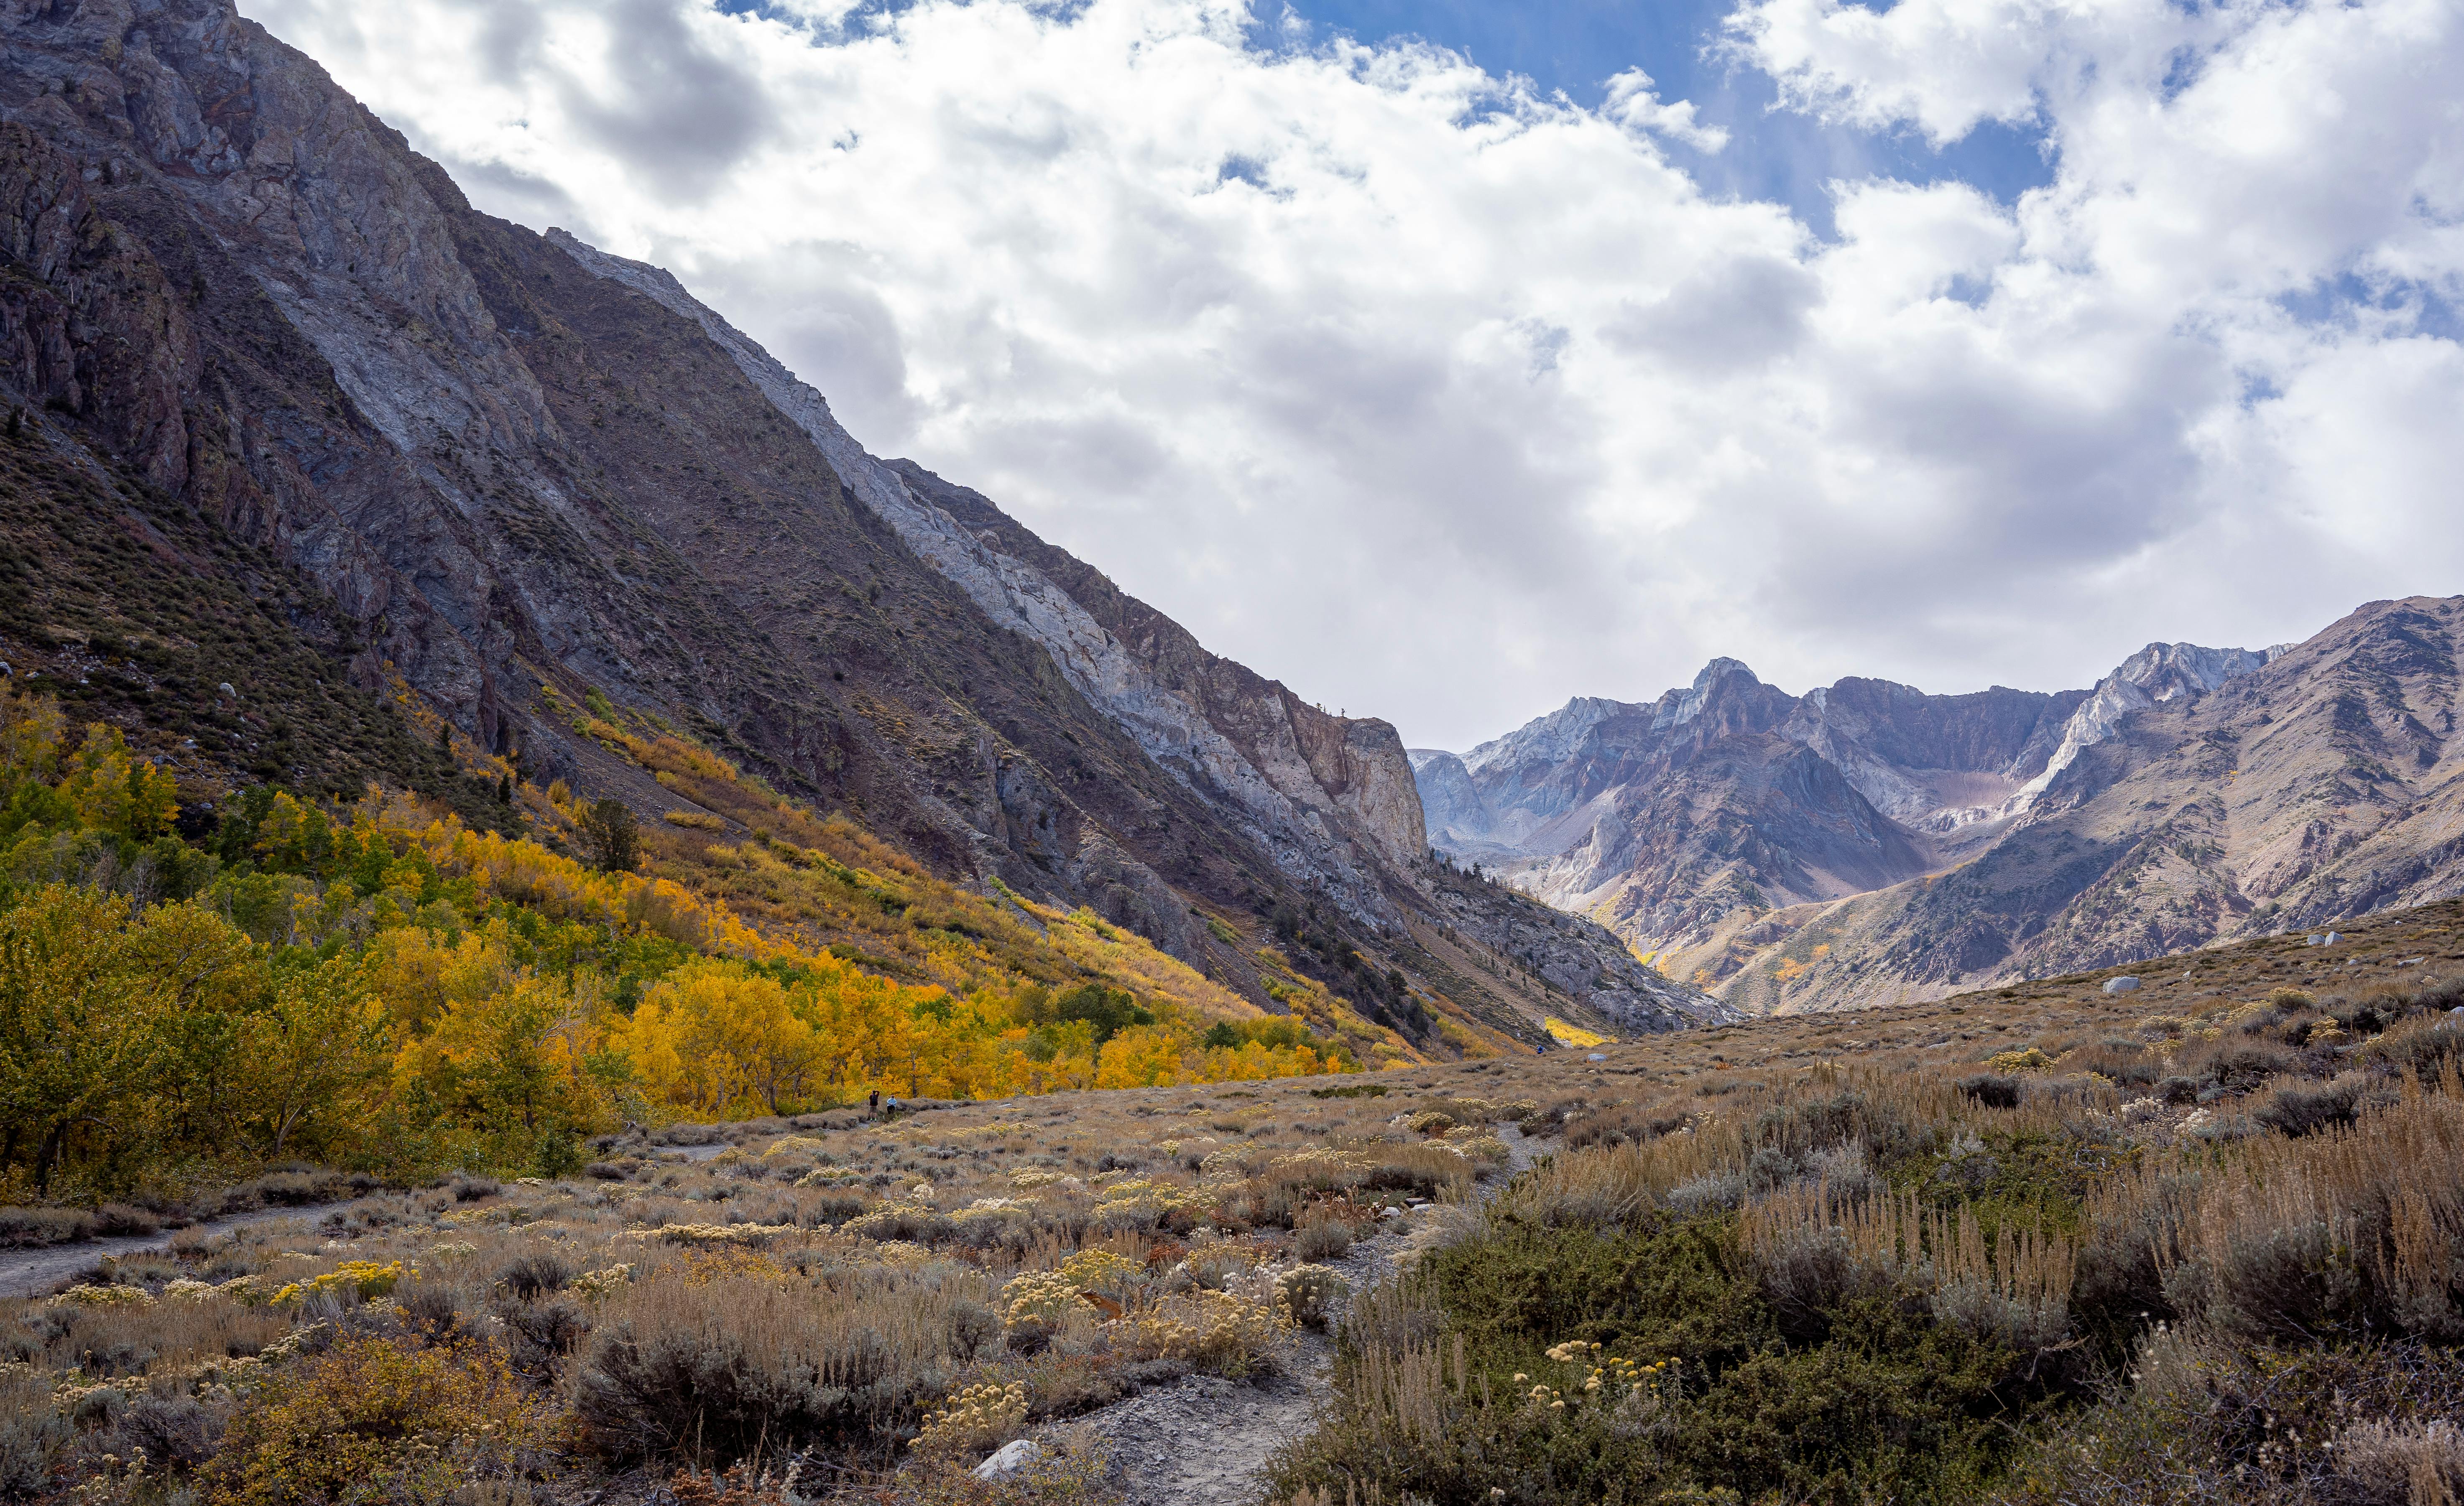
[1271,1212,2035,1506]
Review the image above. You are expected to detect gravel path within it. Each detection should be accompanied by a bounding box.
[0,1208,322,1301]
[1052,1122,1548,1506]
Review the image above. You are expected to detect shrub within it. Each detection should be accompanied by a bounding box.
[1984,1048,2054,1074]
[237,1170,344,1208]
[0,1369,70,1499]
[1751,1089,1920,1166]
[1664,1173,1747,1217]
[201,1335,549,1506]
[1565,1100,1691,1150]
[1278,1265,1347,1331]
[2155,1075,2201,1105]
[1294,1220,1351,1260]
[843,1204,956,1245]
[2252,1078,2372,1138]
[804,1192,869,1226]
[0,1207,95,1247]
[2358,1016,2464,1080]
[90,1203,158,1237]
[495,1253,573,1301]
[2002,1331,2464,1505]
[2155,1091,2464,1343]
[2195,1042,2302,1095]
[909,1381,1027,1456]
[1277,1208,2027,1506]
[1126,1281,1286,1375]
[2070,1170,2202,1354]
[574,1268,977,1462]
[111,1392,225,1472]
[949,1301,1001,1361]
[394,1281,467,1344]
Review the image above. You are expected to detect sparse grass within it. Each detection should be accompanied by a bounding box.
[1,897,2457,1504]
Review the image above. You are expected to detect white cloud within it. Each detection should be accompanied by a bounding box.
[238,0,2464,749]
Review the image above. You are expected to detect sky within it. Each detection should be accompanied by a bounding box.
[240,0,2464,751]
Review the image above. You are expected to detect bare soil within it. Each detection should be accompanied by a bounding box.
[0,1207,323,1300]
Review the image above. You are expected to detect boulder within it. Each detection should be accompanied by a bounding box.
[974,1440,1040,1481]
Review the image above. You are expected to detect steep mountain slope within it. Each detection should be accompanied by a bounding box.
[1424,603,2461,1012]
[0,0,1718,1046]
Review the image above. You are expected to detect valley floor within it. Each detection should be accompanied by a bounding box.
[6,897,2463,1505]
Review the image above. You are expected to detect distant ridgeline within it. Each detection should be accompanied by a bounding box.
[1417,603,2464,1012]
[0,681,1370,1202]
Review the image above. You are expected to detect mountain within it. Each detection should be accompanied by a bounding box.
[1421,607,2464,1010]
[0,0,1721,1050]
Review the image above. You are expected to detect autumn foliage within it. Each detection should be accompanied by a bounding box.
[0,681,1353,1200]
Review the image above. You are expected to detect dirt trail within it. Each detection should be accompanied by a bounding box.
[1053,1123,1547,1505]
[0,1208,327,1301]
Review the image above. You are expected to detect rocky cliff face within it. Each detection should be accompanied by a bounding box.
[0,0,1719,1046]
[540,231,1425,928]
[1408,748,1494,851]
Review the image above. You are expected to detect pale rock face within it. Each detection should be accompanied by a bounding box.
[1654,658,1760,732]
[1461,696,1628,780]
[547,230,1422,925]
[1408,749,1493,845]
[2007,642,2283,813]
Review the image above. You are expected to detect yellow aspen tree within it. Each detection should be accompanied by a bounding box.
[57,724,177,839]
[0,682,64,780]
[240,951,393,1157]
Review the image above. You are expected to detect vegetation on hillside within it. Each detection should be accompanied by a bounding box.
[523,687,1416,1063]
[0,438,506,831]
[0,680,1365,1205]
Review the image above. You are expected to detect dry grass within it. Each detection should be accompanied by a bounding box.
[3,896,2461,1503]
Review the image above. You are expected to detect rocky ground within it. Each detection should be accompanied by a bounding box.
[1044,1124,1545,1505]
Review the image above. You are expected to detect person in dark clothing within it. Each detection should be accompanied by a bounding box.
[868,1088,881,1116]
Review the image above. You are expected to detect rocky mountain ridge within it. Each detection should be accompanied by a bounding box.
[1419,610,2459,1010]
[539,230,1425,927]
[0,0,1720,1047]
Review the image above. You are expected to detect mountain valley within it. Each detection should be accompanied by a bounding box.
[0,0,1715,1060]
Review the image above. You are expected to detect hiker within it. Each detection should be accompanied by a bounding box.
[868,1088,881,1117]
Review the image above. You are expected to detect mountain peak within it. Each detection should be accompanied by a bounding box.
[1695,656,1759,688]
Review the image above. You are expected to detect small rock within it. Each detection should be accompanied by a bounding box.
[1586,1052,1607,1062]
[2102,976,2140,994]
[217,682,236,698]
[1377,1205,1404,1220]
[974,1440,1039,1481]
[2306,934,2324,946]
[2325,932,2342,945]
